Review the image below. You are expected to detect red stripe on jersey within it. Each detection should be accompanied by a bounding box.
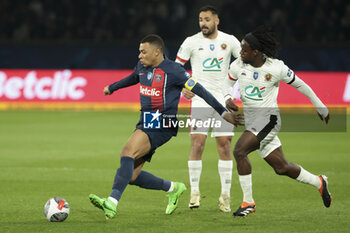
[218,57,223,61]
[176,56,188,64]
[228,73,237,81]
[151,68,166,112]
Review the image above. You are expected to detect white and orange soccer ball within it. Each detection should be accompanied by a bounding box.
[44,197,70,222]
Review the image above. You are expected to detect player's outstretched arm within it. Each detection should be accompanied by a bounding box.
[182,88,195,99]
[225,98,239,112]
[104,86,112,95]
[184,78,243,127]
[318,112,330,124]
[223,72,239,112]
[288,76,330,124]
[222,112,244,127]
[105,72,139,95]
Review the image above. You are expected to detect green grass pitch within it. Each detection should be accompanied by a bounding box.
[0,110,349,233]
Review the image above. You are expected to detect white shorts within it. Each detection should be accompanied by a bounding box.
[246,112,282,158]
[190,94,234,137]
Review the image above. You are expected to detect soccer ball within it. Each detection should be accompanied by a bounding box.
[44,197,70,222]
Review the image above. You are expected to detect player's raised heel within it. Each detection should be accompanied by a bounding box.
[89,194,117,219]
[189,191,200,209]
[166,182,186,215]
[318,175,332,208]
[218,193,231,212]
[233,201,256,217]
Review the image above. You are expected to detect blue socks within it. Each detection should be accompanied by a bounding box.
[110,156,171,201]
[131,170,171,191]
[110,156,134,201]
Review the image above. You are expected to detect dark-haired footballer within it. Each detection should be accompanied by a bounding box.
[224,26,332,217]
[89,34,242,219]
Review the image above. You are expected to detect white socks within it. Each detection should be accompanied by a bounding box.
[167,182,175,192]
[188,160,202,193]
[296,166,322,189]
[237,166,321,205]
[108,196,119,206]
[189,160,233,195]
[218,160,233,196]
[239,174,254,203]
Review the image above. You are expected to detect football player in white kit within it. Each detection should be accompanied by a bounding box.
[224,25,332,217]
[175,5,241,212]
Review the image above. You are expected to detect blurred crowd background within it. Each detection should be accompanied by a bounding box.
[0,0,349,70]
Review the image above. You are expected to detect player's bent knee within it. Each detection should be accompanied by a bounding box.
[233,147,247,160]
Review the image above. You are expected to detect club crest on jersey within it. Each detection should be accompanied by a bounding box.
[221,43,227,50]
[210,44,215,51]
[253,72,259,80]
[155,74,162,82]
[147,72,153,80]
[241,72,246,76]
[265,73,272,81]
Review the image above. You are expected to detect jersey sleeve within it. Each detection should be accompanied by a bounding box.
[279,62,296,84]
[175,37,192,65]
[172,64,227,116]
[279,62,328,117]
[108,65,140,93]
[171,63,193,87]
[229,35,241,58]
[224,61,239,101]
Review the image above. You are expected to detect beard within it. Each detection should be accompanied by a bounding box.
[201,26,215,37]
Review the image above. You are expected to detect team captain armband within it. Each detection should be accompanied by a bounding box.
[184,77,198,91]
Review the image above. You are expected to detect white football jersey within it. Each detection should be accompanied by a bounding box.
[176,31,241,92]
[228,57,295,108]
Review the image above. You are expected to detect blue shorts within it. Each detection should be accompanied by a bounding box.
[136,123,177,162]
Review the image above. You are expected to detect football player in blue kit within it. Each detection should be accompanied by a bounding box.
[89,34,242,219]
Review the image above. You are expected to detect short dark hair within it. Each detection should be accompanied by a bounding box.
[140,34,164,53]
[199,5,218,16]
